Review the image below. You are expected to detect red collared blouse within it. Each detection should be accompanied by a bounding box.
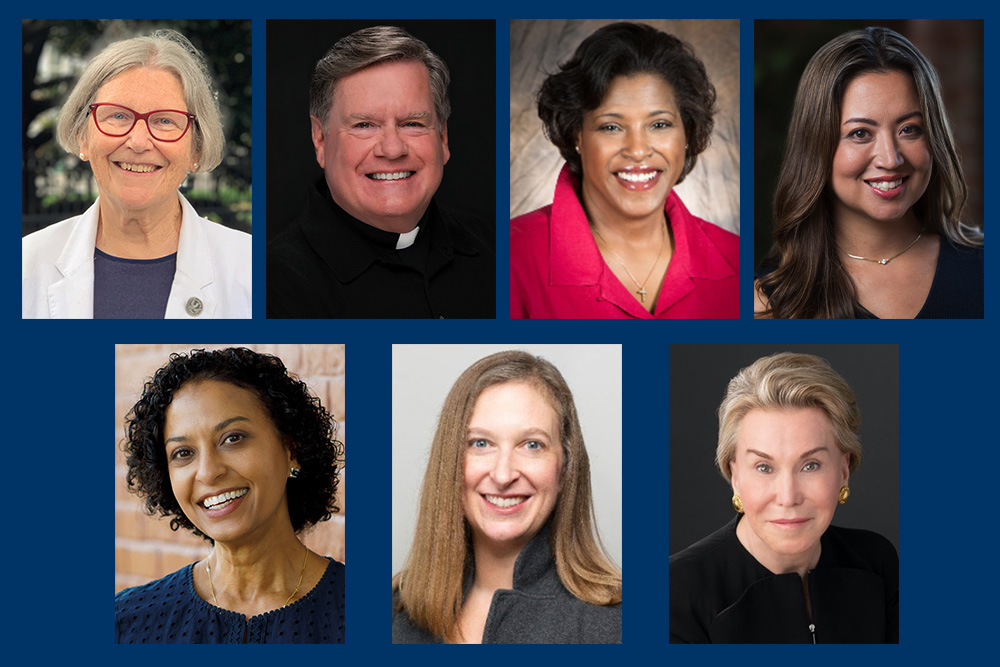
[511,166,740,319]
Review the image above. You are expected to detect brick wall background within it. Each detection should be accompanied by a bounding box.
[114,344,346,593]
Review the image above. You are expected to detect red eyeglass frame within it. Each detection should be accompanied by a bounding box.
[89,103,196,142]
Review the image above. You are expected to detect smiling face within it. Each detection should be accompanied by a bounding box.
[164,379,297,546]
[79,67,197,218]
[576,73,687,227]
[730,407,850,574]
[310,60,450,234]
[463,381,565,554]
[830,70,932,229]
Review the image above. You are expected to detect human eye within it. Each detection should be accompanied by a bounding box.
[222,432,246,446]
[651,119,674,130]
[846,128,871,141]
[468,438,490,449]
[754,462,772,474]
[523,440,544,451]
[900,123,923,137]
[169,446,194,462]
[801,461,821,472]
[597,123,622,133]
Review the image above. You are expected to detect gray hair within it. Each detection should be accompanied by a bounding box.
[56,29,224,172]
[309,26,451,130]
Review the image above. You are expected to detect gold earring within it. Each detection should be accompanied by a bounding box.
[79,153,85,160]
[838,486,850,504]
[732,493,744,514]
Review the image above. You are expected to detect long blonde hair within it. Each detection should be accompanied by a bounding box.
[392,351,622,642]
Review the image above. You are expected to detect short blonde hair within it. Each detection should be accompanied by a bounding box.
[716,352,862,483]
[56,29,224,172]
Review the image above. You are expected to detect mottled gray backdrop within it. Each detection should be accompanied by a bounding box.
[509,19,741,234]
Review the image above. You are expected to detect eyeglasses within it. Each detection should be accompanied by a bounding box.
[89,103,196,142]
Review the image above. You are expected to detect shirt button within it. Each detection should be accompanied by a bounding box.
[185,297,204,317]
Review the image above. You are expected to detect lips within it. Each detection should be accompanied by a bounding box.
[366,171,415,181]
[864,175,909,198]
[770,517,811,528]
[200,487,248,510]
[115,161,162,173]
[615,167,662,191]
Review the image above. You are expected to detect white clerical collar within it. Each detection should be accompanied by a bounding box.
[396,226,420,250]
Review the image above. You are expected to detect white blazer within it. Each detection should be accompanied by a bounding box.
[22,194,252,319]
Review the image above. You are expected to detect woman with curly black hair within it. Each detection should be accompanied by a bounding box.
[510,22,739,319]
[115,347,345,643]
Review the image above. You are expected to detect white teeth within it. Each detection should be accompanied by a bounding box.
[484,495,527,508]
[202,488,248,509]
[368,171,414,180]
[868,179,903,191]
[616,171,657,183]
[117,162,159,173]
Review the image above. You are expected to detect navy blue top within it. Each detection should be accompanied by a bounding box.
[93,248,176,319]
[115,558,345,644]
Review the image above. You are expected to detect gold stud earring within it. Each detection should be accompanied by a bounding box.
[838,486,850,505]
[732,493,744,514]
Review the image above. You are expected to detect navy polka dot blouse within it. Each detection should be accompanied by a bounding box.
[115,558,345,643]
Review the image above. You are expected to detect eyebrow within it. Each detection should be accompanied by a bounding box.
[842,111,923,127]
[744,446,831,460]
[466,426,555,440]
[595,109,677,120]
[165,416,251,445]
[346,111,431,122]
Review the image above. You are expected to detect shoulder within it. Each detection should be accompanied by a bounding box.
[391,592,440,644]
[187,211,252,257]
[116,565,198,642]
[22,215,81,255]
[437,204,496,254]
[115,565,193,612]
[823,524,898,571]
[510,205,553,263]
[669,520,737,584]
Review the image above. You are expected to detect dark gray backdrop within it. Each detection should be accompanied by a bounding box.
[265,19,496,242]
[668,344,899,555]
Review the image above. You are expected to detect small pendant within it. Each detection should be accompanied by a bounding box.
[878,258,888,265]
[637,287,647,303]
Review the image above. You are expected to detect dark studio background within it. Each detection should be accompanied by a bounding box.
[669,344,899,555]
[265,19,496,243]
[754,19,983,268]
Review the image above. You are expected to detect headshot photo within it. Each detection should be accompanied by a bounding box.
[22,20,252,319]
[114,344,346,643]
[391,345,622,643]
[668,344,898,643]
[266,20,496,319]
[509,19,740,319]
[754,20,983,319]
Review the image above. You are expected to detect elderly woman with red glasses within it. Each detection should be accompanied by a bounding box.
[22,29,251,319]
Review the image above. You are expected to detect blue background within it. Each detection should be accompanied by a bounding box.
[16,5,994,655]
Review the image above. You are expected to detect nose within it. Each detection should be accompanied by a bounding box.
[195,448,226,485]
[872,131,903,169]
[622,128,652,161]
[775,471,803,507]
[489,447,520,487]
[124,118,155,151]
[375,126,408,159]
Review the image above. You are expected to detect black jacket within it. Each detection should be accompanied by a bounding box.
[267,180,495,318]
[670,515,898,643]
[392,527,622,644]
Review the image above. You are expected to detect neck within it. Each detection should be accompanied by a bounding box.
[834,207,923,260]
[580,188,668,245]
[96,194,182,259]
[206,522,306,606]
[470,535,529,593]
[736,515,819,580]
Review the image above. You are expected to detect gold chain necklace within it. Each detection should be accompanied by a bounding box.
[844,226,924,265]
[206,545,309,609]
[592,224,666,303]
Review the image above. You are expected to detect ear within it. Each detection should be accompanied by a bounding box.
[840,450,851,486]
[310,115,328,169]
[439,121,450,166]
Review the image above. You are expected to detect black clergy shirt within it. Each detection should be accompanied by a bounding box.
[267,180,495,318]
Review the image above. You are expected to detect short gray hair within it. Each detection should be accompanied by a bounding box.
[56,29,224,172]
[309,26,451,130]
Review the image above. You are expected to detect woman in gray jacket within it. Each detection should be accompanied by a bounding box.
[392,351,622,643]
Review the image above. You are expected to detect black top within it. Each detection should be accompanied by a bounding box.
[669,516,898,643]
[392,525,622,644]
[267,180,495,318]
[756,237,984,318]
[93,248,177,319]
[115,558,345,644]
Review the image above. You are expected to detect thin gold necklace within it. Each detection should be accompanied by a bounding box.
[206,545,309,609]
[592,223,666,303]
[844,226,924,265]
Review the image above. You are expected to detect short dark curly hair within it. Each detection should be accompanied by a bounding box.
[123,347,343,542]
[537,22,717,184]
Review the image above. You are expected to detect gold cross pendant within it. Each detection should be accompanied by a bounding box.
[637,287,647,303]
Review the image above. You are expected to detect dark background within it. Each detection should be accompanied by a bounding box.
[265,19,496,242]
[754,19,983,267]
[669,344,899,555]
